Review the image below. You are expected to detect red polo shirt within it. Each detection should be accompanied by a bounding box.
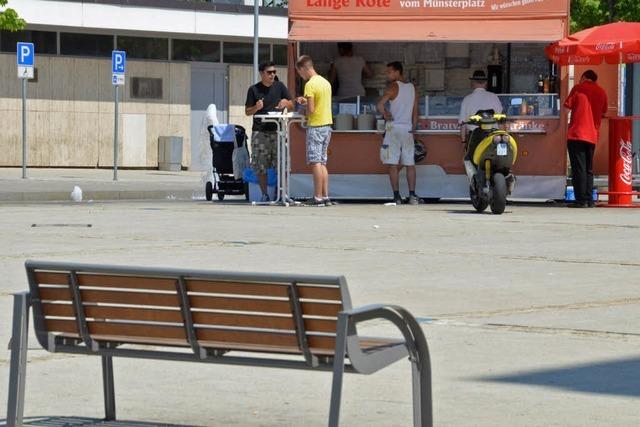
[564,80,608,144]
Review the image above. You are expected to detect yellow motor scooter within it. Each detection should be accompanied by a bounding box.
[463,110,518,215]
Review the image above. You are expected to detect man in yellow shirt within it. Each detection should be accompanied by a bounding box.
[295,55,334,206]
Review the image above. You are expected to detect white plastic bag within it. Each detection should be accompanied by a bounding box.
[232,135,250,180]
[70,186,83,202]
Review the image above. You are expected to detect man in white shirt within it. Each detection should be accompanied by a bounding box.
[458,70,503,162]
[377,61,419,205]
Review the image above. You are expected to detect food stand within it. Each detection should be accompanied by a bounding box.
[286,0,571,200]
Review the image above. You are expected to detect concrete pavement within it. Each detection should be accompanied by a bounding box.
[0,168,207,202]
[0,200,639,426]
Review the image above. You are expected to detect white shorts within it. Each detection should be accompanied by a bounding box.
[380,128,415,166]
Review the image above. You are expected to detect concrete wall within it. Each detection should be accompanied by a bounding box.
[11,0,288,41]
[228,65,289,135]
[0,53,190,168]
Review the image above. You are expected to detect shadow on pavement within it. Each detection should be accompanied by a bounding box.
[478,356,640,397]
[0,416,201,427]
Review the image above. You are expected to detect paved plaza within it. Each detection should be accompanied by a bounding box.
[0,198,639,426]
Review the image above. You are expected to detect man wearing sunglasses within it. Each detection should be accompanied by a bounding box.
[245,61,294,202]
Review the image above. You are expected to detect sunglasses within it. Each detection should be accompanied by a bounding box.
[264,70,277,75]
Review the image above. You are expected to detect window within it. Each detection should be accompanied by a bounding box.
[172,39,220,62]
[273,45,287,65]
[60,33,113,57]
[0,30,57,54]
[117,36,168,60]
[223,42,269,64]
[131,77,163,99]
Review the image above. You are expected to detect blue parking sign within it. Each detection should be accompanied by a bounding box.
[112,51,126,74]
[16,42,34,66]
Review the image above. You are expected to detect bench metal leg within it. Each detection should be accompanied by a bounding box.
[101,355,116,420]
[328,315,348,427]
[411,354,433,427]
[7,293,30,427]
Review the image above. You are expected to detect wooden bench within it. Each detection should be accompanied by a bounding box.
[7,260,432,427]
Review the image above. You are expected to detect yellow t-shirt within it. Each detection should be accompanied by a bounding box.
[303,75,333,127]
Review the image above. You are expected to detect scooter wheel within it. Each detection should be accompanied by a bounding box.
[205,182,213,201]
[470,185,488,213]
[490,173,507,215]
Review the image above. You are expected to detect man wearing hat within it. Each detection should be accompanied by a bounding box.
[459,70,503,167]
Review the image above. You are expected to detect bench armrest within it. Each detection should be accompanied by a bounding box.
[338,304,431,375]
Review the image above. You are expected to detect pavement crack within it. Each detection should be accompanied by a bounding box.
[426,319,640,341]
[429,297,640,319]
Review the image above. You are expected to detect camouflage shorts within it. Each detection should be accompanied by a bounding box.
[251,131,277,174]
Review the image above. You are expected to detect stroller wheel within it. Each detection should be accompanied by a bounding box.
[217,192,225,201]
[205,182,213,201]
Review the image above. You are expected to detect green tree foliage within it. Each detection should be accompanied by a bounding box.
[571,0,640,33]
[0,0,26,31]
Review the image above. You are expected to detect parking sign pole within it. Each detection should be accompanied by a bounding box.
[111,50,125,181]
[113,84,119,181]
[21,77,27,179]
[17,42,34,180]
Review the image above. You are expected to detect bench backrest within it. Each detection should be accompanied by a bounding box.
[26,261,352,363]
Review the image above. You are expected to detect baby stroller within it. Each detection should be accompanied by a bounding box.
[205,124,249,201]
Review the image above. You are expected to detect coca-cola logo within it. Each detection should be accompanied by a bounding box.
[619,139,633,186]
[595,42,616,51]
[571,55,590,64]
[626,53,640,62]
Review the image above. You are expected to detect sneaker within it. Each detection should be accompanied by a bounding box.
[393,195,403,205]
[260,194,270,202]
[323,198,333,206]
[302,197,325,207]
[408,195,420,205]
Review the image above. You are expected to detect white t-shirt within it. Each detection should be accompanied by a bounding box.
[389,81,415,132]
[458,88,503,130]
[334,55,366,97]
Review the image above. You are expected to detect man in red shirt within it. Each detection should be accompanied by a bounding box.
[564,70,608,208]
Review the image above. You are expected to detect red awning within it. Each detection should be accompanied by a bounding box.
[546,22,640,65]
[289,18,565,42]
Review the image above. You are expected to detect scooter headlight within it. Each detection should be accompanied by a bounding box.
[502,134,511,143]
[493,135,502,144]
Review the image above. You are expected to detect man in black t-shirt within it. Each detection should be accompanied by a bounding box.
[245,61,293,201]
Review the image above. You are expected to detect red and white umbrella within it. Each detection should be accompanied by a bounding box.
[546,21,640,65]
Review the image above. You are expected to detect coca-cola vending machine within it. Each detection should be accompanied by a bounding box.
[604,117,639,207]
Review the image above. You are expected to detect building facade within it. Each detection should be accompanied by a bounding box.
[0,0,288,170]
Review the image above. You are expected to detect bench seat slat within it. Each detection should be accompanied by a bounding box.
[77,274,177,291]
[196,329,341,351]
[41,303,337,333]
[198,340,336,356]
[88,321,187,340]
[42,302,74,317]
[297,286,342,301]
[186,279,342,302]
[192,311,295,331]
[84,306,183,323]
[81,290,180,307]
[38,286,72,301]
[196,328,299,348]
[45,318,78,334]
[186,280,289,298]
[190,296,341,317]
[34,272,70,285]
